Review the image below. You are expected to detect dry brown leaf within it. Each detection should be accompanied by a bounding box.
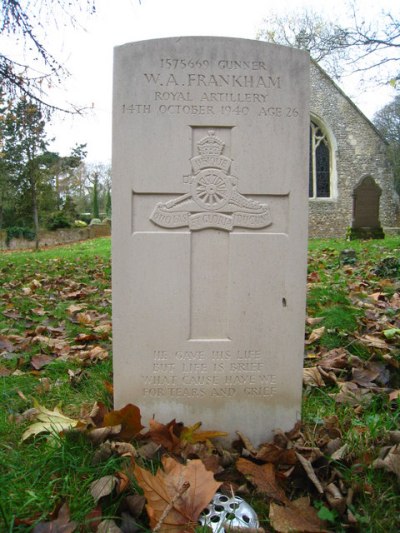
[30,354,54,370]
[303,367,325,387]
[97,519,122,533]
[306,317,324,326]
[126,494,146,518]
[236,431,258,454]
[389,431,400,444]
[372,444,400,480]
[87,426,122,445]
[0,365,12,377]
[111,441,137,457]
[134,456,221,531]
[146,418,182,452]
[333,381,373,406]
[103,404,143,441]
[236,458,289,504]
[32,502,77,533]
[269,497,328,533]
[358,334,390,350]
[0,334,15,352]
[389,390,400,402]
[306,326,325,345]
[66,304,87,315]
[295,453,324,494]
[87,345,108,361]
[318,348,349,370]
[255,443,297,465]
[90,475,118,502]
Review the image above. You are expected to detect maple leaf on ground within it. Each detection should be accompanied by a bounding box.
[103,404,144,441]
[32,502,77,533]
[269,497,328,533]
[134,456,221,531]
[255,443,297,465]
[22,401,80,441]
[236,458,289,504]
[180,421,228,444]
[145,418,182,452]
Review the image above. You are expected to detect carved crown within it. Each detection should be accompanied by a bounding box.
[197,130,224,156]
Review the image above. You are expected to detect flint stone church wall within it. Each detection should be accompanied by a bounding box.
[309,61,399,238]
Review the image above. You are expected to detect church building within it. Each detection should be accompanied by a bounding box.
[308,61,399,238]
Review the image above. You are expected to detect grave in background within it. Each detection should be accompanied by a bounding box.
[350,176,384,240]
[112,37,309,444]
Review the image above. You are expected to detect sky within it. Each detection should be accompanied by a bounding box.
[13,0,397,163]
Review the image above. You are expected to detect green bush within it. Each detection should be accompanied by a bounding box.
[46,212,72,230]
[6,226,36,246]
[79,213,92,224]
[73,220,88,228]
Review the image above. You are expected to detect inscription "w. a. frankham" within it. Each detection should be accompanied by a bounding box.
[144,72,281,89]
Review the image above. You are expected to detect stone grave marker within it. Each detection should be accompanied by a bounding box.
[350,176,384,239]
[112,37,309,445]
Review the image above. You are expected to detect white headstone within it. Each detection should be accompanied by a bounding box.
[112,37,309,445]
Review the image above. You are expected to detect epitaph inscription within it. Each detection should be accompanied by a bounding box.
[112,37,309,445]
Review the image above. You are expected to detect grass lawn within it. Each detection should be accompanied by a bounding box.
[0,236,399,532]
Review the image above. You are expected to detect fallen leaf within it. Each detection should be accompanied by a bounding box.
[93,324,112,338]
[255,443,297,465]
[32,502,77,533]
[318,348,349,370]
[75,333,98,343]
[295,453,324,494]
[134,456,221,531]
[383,328,400,339]
[180,422,228,444]
[30,354,54,370]
[90,475,118,502]
[236,458,288,503]
[0,334,15,352]
[306,317,324,326]
[103,404,143,440]
[84,506,102,532]
[389,390,400,402]
[87,425,122,445]
[269,497,328,533]
[332,381,372,406]
[303,367,325,387]
[111,441,137,457]
[22,401,80,441]
[97,519,122,533]
[66,304,87,315]
[0,365,12,376]
[358,334,390,350]
[146,418,182,452]
[306,327,326,345]
[389,431,400,444]
[126,494,146,518]
[372,444,400,480]
[116,472,130,495]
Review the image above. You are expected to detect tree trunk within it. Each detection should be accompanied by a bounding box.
[32,179,40,250]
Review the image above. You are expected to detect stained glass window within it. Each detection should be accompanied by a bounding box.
[309,121,331,198]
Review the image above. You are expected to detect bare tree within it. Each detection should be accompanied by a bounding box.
[257,3,400,87]
[0,1,96,112]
